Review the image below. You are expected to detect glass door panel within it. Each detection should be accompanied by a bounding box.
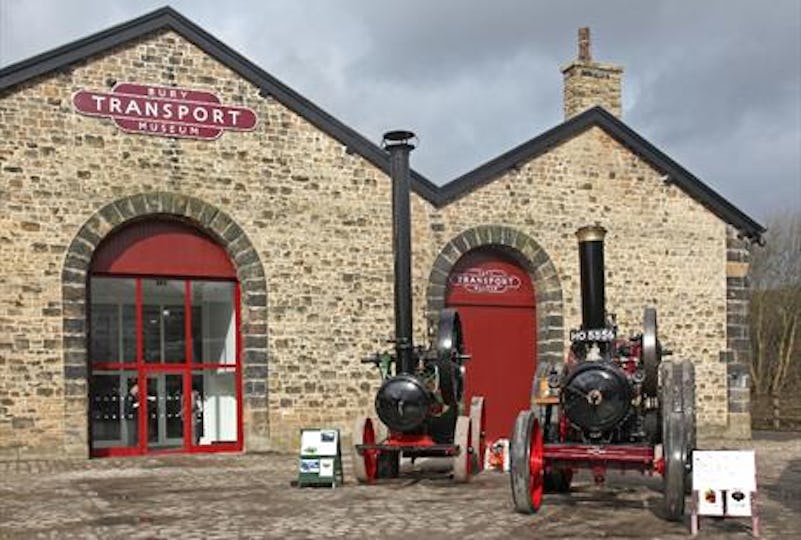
[90,371,138,448]
[192,368,238,445]
[146,373,185,450]
[90,278,136,364]
[165,374,185,441]
[142,279,186,364]
[191,281,236,364]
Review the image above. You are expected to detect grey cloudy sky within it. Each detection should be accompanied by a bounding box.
[1,0,799,223]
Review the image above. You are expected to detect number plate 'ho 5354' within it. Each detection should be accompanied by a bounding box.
[569,327,616,342]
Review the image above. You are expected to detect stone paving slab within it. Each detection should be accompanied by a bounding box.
[0,432,799,539]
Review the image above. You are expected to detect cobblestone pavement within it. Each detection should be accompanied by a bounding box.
[0,432,799,539]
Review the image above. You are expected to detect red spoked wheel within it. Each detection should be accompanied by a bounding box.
[353,416,379,483]
[511,410,545,513]
[528,414,544,508]
[453,416,473,483]
[470,396,486,473]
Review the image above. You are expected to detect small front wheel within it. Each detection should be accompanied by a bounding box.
[352,416,379,483]
[510,410,544,513]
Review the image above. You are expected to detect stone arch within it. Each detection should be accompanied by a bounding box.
[426,225,565,377]
[61,192,268,455]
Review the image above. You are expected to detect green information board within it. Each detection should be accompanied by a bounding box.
[297,428,344,487]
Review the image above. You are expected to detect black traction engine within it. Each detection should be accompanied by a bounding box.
[352,131,486,483]
[510,225,696,521]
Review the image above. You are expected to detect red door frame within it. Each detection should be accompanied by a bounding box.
[89,274,243,457]
[88,219,243,457]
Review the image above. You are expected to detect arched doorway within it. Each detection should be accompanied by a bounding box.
[88,218,243,456]
[446,248,537,442]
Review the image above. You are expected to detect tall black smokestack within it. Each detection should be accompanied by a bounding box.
[383,130,416,375]
[576,225,607,330]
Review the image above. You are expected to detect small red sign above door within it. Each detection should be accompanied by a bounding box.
[72,83,258,140]
[449,268,522,294]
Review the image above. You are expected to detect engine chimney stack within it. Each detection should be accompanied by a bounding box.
[384,130,416,375]
[576,225,607,330]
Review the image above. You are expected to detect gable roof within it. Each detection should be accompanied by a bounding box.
[440,106,766,239]
[0,7,765,241]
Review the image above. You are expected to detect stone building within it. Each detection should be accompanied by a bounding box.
[0,8,763,460]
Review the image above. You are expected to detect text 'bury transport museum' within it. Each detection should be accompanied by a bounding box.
[0,8,763,460]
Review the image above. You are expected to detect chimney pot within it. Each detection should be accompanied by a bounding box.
[578,27,591,62]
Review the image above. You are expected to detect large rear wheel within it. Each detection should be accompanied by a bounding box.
[681,358,696,494]
[452,416,473,483]
[660,360,688,519]
[436,309,465,361]
[663,411,688,521]
[511,410,544,513]
[436,309,466,406]
[470,396,486,473]
[681,361,696,446]
[659,361,682,419]
[642,307,661,397]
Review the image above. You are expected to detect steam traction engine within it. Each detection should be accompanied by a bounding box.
[510,225,696,521]
[352,131,486,483]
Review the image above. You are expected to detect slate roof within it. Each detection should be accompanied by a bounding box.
[0,7,765,240]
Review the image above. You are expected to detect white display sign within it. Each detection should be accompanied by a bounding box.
[297,428,343,487]
[299,458,320,474]
[692,450,756,517]
[319,458,334,478]
[300,429,339,457]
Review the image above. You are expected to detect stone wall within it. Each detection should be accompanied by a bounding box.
[1,28,742,458]
[724,226,753,438]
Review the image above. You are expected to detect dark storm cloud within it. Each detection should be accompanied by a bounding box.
[1,0,799,221]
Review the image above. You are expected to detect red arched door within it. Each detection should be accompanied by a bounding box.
[446,249,536,443]
[88,219,242,457]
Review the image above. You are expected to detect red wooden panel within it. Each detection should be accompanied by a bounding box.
[91,220,236,278]
[446,249,536,442]
[456,304,537,442]
[446,249,534,307]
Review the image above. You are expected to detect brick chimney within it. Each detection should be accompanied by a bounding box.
[561,28,623,119]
